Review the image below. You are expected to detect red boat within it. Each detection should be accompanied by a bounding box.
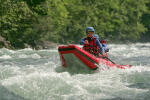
[58,44,131,70]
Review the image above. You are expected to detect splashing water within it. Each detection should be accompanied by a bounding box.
[0,43,150,100]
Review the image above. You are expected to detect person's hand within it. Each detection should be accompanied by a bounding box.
[84,40,89,45]
[101,53,106,57]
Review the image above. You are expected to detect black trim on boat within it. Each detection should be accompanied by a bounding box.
[58,48,75,51]
[58,47,99,65]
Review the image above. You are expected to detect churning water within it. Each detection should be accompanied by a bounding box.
[0,43,150,100]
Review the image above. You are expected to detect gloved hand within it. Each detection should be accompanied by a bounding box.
[105,48,109,52]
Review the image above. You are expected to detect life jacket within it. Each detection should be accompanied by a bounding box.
[83,36,100,56]
[100,40,106,44]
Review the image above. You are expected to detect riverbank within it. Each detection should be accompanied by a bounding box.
[0,36,13,49]
[0,35,150,50]
[0,36,58,50]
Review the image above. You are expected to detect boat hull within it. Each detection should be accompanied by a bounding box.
[58,44,131,70]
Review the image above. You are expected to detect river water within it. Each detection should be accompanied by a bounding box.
[0,43,150,100]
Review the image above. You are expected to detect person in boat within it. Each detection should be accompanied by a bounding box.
[80,27,105,57]
[100,39,109,52]
[93,34,109,53]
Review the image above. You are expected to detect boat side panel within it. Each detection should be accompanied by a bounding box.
[59,50,98,69]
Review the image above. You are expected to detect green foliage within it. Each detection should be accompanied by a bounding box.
[0,0,34,48]
[0,0,149,48]
[141,0,150,30]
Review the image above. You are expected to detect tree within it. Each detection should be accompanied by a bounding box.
[0,0,34,48]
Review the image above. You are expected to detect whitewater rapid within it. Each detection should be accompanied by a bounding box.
[0,43,150,100]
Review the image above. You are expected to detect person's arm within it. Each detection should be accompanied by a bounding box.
[96,39,105,54]
[80,38,85,45]
[103,44,109,52]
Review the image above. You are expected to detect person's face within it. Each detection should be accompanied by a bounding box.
[87,31,94,37]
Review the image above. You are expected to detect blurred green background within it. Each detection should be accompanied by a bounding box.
[0,0,150,48]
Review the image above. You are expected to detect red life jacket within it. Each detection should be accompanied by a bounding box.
[100,40,106,44]
[83,36,100,56]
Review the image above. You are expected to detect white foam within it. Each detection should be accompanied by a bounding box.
[0,55,12,59]
[0,43,150,100]
[18,54,28,58]
[30,54,41,59]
